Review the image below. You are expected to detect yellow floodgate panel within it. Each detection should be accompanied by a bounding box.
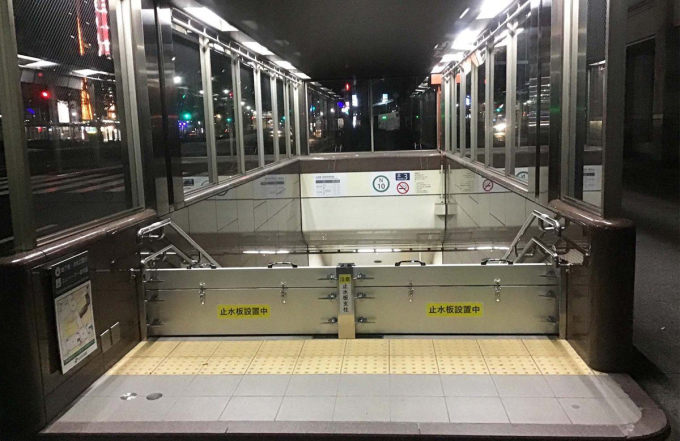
[247,356,298,374]
[300,340,347,356]
[199,356,254,375]
[168,341,220,358]
[341,356,390,374]
[127,340,180,357]
[433,339,482,356]
[533,355,593,375]
[437,356,490,375]
[390,356,439,374]
[212,341,262,358]
[484,356,541,375]
[108,356,165,375]
[478,339,530,356]
[256,340,304,357]
[152,356,210,375]
[522,339,578,357]
[294,356,344,374]
[344,339,390,356]
[390,339,435,356]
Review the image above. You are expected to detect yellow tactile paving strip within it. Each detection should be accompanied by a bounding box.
[108,338,594,376]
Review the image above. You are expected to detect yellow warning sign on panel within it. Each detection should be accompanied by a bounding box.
[218,305,270,318]
[339,274,352,284]
[427,303,483,317]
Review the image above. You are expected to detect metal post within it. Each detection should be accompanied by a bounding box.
[452,71,458,153]
[459,68,467,157]
[110,0,145,208]
[485,46,494,167]
[293,84,302,155]
[283,79,292,158]
[253,66,265,168]
[199,36,218,183]
[233,58,246,173]
[506,26,518,175]
[444,76,450,152]
[0,0,37,251]
[271,74,280,162]
[601,0,627,218]
[369,80,375,152]
[303,83,310,155]
[471,65,479,161]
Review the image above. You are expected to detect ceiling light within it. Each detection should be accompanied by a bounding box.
[242,41,273,56]
[274,60,295,69]
[277,250,290,254]
[72,68,107,77]
[452,29,480,50]
[441,52,464,63]
[376,248,393,253]
[460,7,470,19]
[259,250,276,255]
[183,7,237,32]
[357,248,374,253]
[476,0,514,20]
[431,64,446,74]
[173,76,183,84]
[292,71,311,80]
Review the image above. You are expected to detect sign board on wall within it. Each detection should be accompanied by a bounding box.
[50,252,97,374]
[370,171,437,196]
[313,174,346,197]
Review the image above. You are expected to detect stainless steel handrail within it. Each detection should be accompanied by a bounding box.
[503,210,564,262]
[141,244,194,268]
[138,220,221,268]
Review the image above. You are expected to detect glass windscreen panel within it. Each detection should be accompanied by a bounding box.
[210,50,239,181]
[14,0,135,236]
[567,0,605,208]
[240,63,259,171]
[276,78,286,156]
[371,77,424,150]
[172,30,208,193]
[492,44,507,168]
[515,15,533,184]
[260,72,274,164]
[454,74,460,153]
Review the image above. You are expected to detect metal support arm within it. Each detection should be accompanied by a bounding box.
[138,219,221,268]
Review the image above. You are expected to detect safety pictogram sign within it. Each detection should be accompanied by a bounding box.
[396,182,410,194]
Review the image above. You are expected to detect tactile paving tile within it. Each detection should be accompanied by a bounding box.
[246,356,298,374]
[200,356,254,375]
[168,341,220,357]
[344,339,389,356]
[389,339,435,356]
[152,356,210,375]
[521,339,578,357]
[127,340,180,357]
[433,339,482,356]
[256,340,304,357]
[478,339,530,356]
[390,356,439,374]
[108,357,165,375]
[341,356,390,374]
[300,340,346,356]
[437,356,490,375]
[212,341,262,358]
[484,356,541,375]
[294,356,343,374]
[533,355,593,375]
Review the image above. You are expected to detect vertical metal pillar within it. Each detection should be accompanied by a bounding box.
[485,46,494,167]
[452,71,458,153]
[0,0,36,251]
[233,58,246,173]
[293,84,302,155]
[283,79,292,158]
[271,74,280,162]
[506,27,518,175]
[199,36,218,182]
[253,67,265,168]
[444,76,450,152]
[471,65,479,161]
[369,80,375,151]
[459,68,467,157]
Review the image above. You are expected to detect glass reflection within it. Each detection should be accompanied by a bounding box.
[240,64,259,170]
[210,50,238,180]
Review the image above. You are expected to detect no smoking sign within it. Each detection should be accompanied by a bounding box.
[397,182,410,194]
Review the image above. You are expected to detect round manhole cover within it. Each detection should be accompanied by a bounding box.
[120,392,137,401]
[147,392,163,400]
